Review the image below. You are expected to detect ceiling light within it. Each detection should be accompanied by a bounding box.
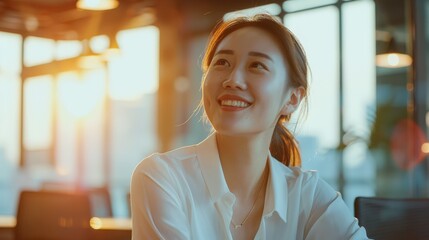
[376,34,412,68]
[76,0,119,11]
[376,53,412,68]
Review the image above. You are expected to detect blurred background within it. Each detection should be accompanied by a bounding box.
[0,0,428,219]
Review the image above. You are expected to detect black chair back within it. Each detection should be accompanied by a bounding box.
[354,197,429,240]
[86,187,113,217]
[41,182,113,217]
[15,190,92,240]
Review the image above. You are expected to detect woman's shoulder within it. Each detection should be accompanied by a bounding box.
[133,144,198,175]
[271,158,320,184]
[287,166,339,202]
[288,166,320,183]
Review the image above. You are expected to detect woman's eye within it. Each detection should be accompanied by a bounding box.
[213,59,230,67]
[250,62,268,70]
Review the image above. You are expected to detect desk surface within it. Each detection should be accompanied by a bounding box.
[0,216,15,229]
[0,215,131,230]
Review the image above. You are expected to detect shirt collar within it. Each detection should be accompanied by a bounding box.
[264,153,288,223]
[195,133,231,202]
[195,133,288,223]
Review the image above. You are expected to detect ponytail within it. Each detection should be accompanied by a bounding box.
[270,115,301,167]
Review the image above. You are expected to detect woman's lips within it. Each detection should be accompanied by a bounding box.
[220,99,249,107]
[218,94,252,111]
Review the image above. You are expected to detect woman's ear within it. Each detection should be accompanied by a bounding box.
[280,86,305,115]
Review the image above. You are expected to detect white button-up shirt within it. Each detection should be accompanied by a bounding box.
[131,133,368,239]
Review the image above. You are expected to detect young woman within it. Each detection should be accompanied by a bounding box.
[131,14,368,240]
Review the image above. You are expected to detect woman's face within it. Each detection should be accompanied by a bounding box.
[203,26,293,136]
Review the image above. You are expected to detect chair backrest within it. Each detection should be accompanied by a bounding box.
[41,182,113,218]
[15,190,92,240]
[354,197,429,240]
[86,187,113,217]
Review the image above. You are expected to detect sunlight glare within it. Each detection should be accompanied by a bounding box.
[24,36,55,66]
[55,165,69,176]
[90,35,109,54]
[24,76,53,150]
[0,75,20,163]
[58,71,105,119]
[0,32,22,74]
[109,26,159,101]
[56,40,82,60]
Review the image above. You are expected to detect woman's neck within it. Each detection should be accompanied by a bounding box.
[216,132,271,199]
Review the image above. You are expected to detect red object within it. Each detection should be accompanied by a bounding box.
[390,119,427,170]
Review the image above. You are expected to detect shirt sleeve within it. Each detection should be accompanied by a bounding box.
[303,173,370,240]
[130,156,191,240]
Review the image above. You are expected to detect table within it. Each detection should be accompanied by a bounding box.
[0,216,16,240]
[0,216,132,240]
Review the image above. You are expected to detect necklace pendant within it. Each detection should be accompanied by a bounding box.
[234,224,242,229]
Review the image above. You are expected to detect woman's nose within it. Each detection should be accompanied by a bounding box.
[222,68,247,90]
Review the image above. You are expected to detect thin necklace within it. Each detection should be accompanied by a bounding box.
[230,176,266,229]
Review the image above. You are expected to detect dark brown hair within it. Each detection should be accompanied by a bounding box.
[201,14,309,167]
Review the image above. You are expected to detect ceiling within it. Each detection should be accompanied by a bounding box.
[0,0,266,40]
[0,0,157,40]
[0,0,409,54]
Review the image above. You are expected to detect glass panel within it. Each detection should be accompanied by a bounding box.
[56,40,82,60]
[0,32,22,73]
[284,6,340,181]
[342,0,376,204]
[24,36,55,66]
[110,26,159,101]
[56,69,106,184]
[24,76,54,150]
[108,26,159,216]
[0,32,21,215]
[283,0,337,12]
[82,69,106,186]
[0,75,20,171]
[56,71,79,182]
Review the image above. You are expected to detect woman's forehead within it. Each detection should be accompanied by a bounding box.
[215,26,284,58]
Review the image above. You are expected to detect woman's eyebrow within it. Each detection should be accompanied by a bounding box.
[214,49,234,56]
[214,50,273,62]
[249,51,273,62]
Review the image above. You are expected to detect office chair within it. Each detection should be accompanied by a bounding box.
[41,182,113,218]
[15,190,93,240]
[85,187,113,217]
[354,197,429,240]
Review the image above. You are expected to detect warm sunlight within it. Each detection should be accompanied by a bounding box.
[0,32,21,163]
[90,35,110,53]
[56,40,82,60]
[24,76,53,150]
[58,70,105,119]
[24,36,55,67]
[109,26,159,101]
[0,75,20,163]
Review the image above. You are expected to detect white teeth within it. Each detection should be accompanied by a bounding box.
[221,100,249,107]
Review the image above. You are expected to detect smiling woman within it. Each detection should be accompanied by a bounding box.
[131,14,369,240]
